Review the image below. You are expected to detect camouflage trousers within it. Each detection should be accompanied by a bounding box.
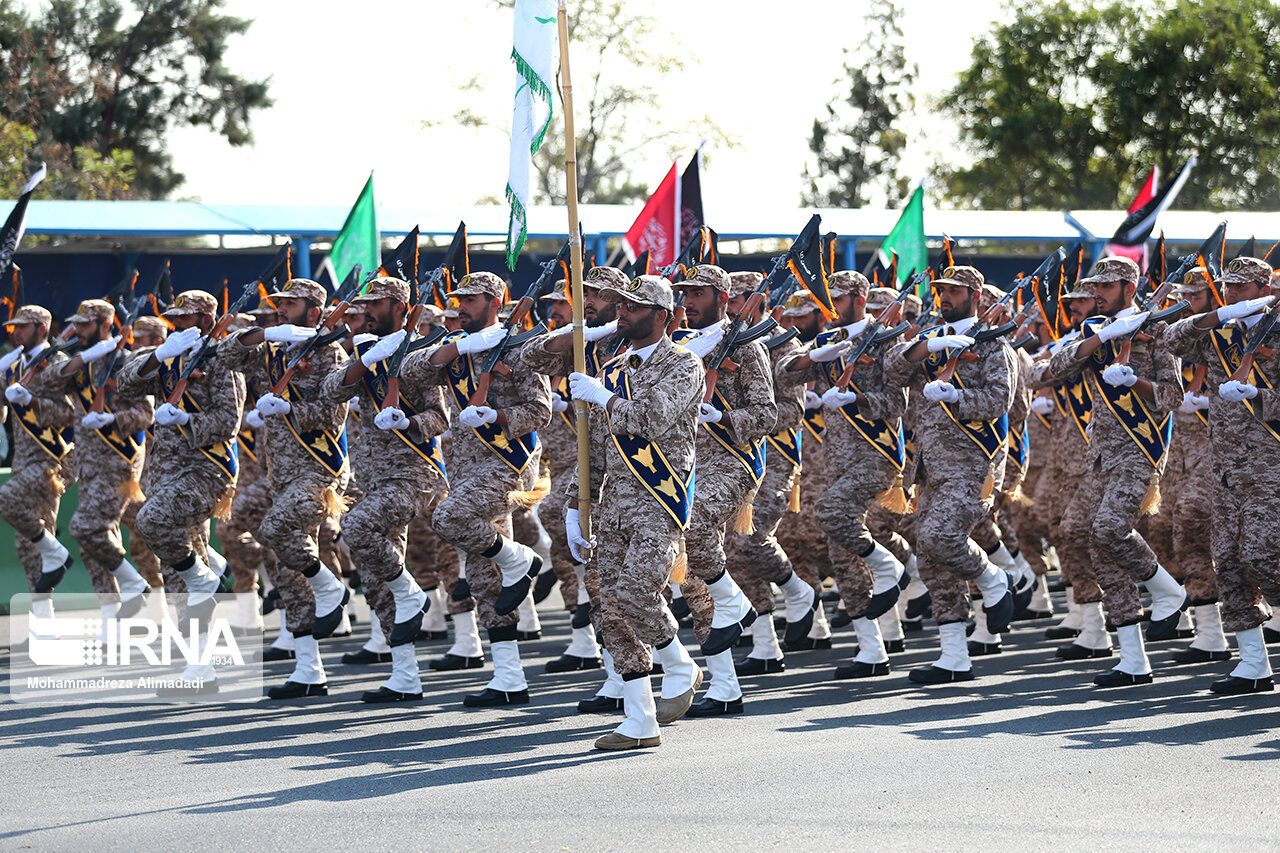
[258,465,341,572]
[134,460,231,569]
[867,502,911,565]
[538,468,580,612]
[816,452,901,620]
[726,459,799,614]
[344,476,443,631]
[406,510,469,614]
[432,463,522,632]
[1047,461,1104,603]
[776,430,831,581]
[680,450,758,642]
[913,454,1000,624]
[70,468,144,605]
[596,495,682,677]
[1211,465,1280,633]
[1143,447,1216,604]
[0,457,68,595]
[1077,453,1163,627]
[1007,463,1051,574]
[219,458,270,594]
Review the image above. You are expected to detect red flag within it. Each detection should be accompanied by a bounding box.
[623,162,679,267]
[1128,168,1158,214]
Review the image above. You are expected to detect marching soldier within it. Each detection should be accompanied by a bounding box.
[407,270,551,708]
[0,306,76,625]
[322,275,452,702]
[219,278,351,698]
[117,289,245,695]
[1046,257,1186,687]
[564,273,704,749]
[884,266,1018,684]
[781,271,909,679]
[1165,256,1279,693]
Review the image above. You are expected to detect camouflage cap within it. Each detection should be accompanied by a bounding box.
[353,275,410,304]
[163,289,218,317]
[343,301,367,316]
[418,304,445,323]
[677,264,730,292]
[225,314,254,333]
[1078,256,1140,286]
[781,290,821,318]
[66,298,115,323]
[827,270,870,299]
[934,265,984,290]
[133,315,169,337]
[448,270,505,299]
[903,293,923,314]
[540,279,571,302]
[248,298,278,316]
[601,274,674,312]
[979,283,1006,303]
[584,266,629,291]
[729,271,763,298]
[1063,278,1098,299]
[4,305,52,327]
[865,287,897,311]
[442,297,460,319]
[1223,256,1273,287]
[268,278,328,306]
[1174,266,1214,294]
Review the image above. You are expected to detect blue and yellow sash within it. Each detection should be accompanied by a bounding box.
[766,427,802,470]
[919,328,1009,459]
[354,339,448,480]
[1008,420,1029,476]
[815,329,904,469]
[802,408,825,444]
[1052,374,1092,444]
[1081,318,1172,467]
[600,358,695,528]
[5,359,72,460]
[444,349,539,474]
[704,387,766,484]
[264,343,348,477]
[1210,322,1280,445]
[156,356,238,479]
[903,427,916,468]
[70,365,144,464]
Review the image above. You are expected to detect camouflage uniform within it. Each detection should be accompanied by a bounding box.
[219,416,269,594]
[884,317,1017,624]
[0,343,75,593]
[776,409,832,584]
[1047,316,1182,626]
[1165,312,1280,632]
[1143,402,1216,603]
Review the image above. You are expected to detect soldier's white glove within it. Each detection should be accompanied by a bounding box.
[683,327,725,360]
[582,320,618,342]
[1219,380,1258,402]
[5,383,32,405]
[455,325,506,356]
[244,408,265,429]
[1102,363,1138,387]
[1179,391,1209,413]
[804,389,823,410]
[923,380,960,403]
[807,339,851,363]
[1030,395,1056,416]
[263,323,317,346]
[565,506,595,563]
[551,391,569,413]
[1216,296,1273,322]
[349,397,361,415]
[568,371,614,408]
[375,407,411,431]
[256,392,291,416]
[81,411,115,430]
[821,387,858,408]
[459,405,498,428]
[361,329,406,366]
[184,334,206,358]
[352,333,377,347]
[153,402,189,426]
[1095,312,1149,342]
[153,327,200,361]
[80,336,121,364]
[697,402,722,424]
[927,334,976,353]
[0,345,24,373]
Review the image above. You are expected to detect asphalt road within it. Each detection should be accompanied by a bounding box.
[2,591,1277,851]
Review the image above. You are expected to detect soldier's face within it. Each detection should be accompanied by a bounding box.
[457,294,498,333]
[74,318,108,345]
[793,310,824,342]
[275,297,314,327]
[550,302,573,328]
[1225,281,1266,304]
[726,293,747,316]
[1185,289,1212,314]
[836,293,866,325]
[583,288,614,326]
[615,300,661,341]
[680,285,724,329]
[936,284,975,323]
[7,322,42,349]
[254,313,279,329]
[169,314,204,332]
[1065,298,1095,326]
[1094,279,1135,316]
[362,297,402,336]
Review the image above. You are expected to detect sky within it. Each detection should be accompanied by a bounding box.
[157,0,1008,221]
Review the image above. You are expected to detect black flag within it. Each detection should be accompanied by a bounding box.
[0,163,45,279]
[678,148,705,251]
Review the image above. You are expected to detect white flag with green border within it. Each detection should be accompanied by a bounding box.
[505,0,558,269]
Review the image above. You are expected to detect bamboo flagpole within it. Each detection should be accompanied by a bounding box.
[557,0,592,548]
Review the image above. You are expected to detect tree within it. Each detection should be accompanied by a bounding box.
[940,0,1280,211]
[801,0,916,208]
[0,0,271,198]
[0,119,136,199]
[442,0,732,205]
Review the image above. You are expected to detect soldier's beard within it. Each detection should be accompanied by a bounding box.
[619,310,658,341]
[795,314,822,342]
[586,302,615,327]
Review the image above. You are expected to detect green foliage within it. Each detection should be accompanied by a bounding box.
[0,0,270,199]
[940,0,1280,210]
[802,0,916,208]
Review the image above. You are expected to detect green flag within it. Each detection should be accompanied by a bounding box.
[327,174,378,289]
[876,182,926,287]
